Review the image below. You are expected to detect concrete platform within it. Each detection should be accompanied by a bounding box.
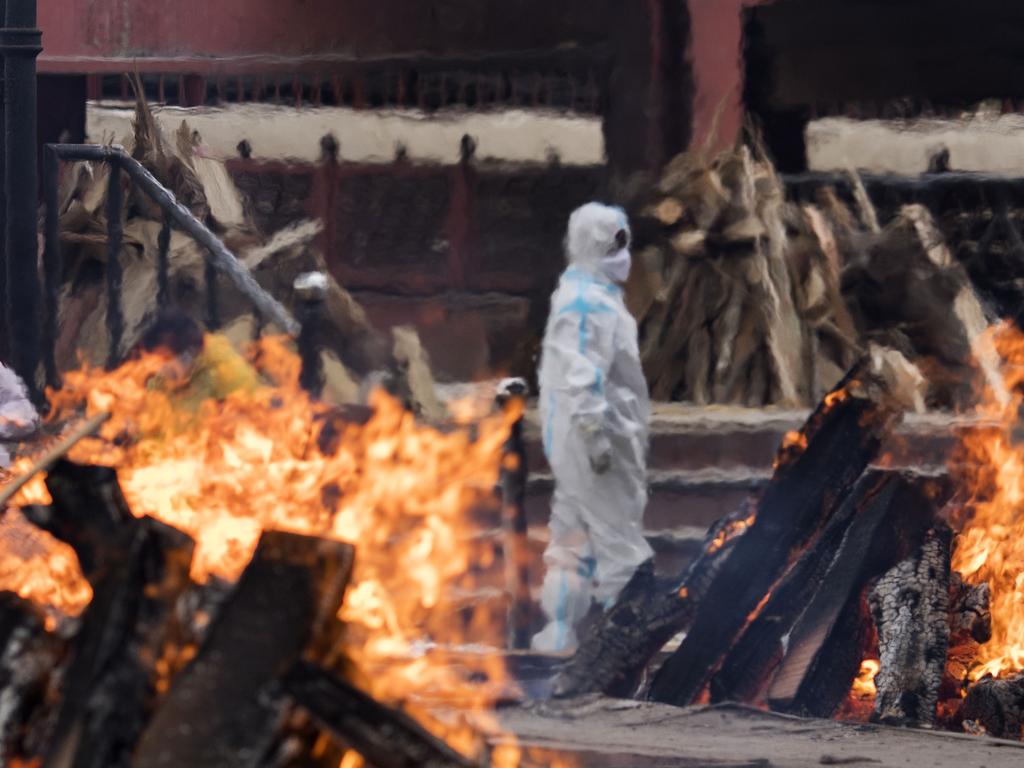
[486,699,1024,767]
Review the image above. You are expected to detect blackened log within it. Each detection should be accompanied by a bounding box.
[647,360,904,707]
[30,460,136,578]
[553,500,754,699]
[710,471,884,704]
[868,525,953,727]
[765,472,939,717]
[961,673,1024,740]
[949,571,992,646]
[133,531,354,768]
[0,592,61,764]
[283,660,476,768]
[43,517,195,768]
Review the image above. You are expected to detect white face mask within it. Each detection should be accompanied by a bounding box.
[602,248,632,283]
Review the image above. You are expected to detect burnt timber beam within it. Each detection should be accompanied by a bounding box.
[132,531,353,768]
[283,660,477,768]
[43,517,195,768]
[765,473,943,718]
[646,360,903,707]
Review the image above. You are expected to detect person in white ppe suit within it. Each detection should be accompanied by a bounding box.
[0,362,38,467]
[533,202,653,653]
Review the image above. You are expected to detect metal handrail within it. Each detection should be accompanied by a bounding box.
[42,143,301,390]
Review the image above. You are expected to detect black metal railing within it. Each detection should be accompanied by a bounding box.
[42,143,306,394]
[92,46,612,115]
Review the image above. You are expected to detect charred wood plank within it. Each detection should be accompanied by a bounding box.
[765,472,941,717]
[43,515,195,768]
[710,470,885,705]
[283,660,477,768]
[646,359,905,707]
[0,592,62,764]
[868,525,953,728]
[553,500,753,699]
[961,673,1024,740]
[133,531,354,768]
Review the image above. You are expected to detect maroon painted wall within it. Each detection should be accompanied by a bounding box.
[39,0,614,67]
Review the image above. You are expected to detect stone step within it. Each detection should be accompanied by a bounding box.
[523,467,770,531]
[522,405,985,474]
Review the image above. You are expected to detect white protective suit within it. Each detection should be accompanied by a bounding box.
[0,363,38,467]
[533,203,654,653]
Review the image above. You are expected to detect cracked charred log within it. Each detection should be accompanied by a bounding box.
[960,673,1024,740]
[868,524,953,728]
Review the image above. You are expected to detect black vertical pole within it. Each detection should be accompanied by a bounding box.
[42,143,59,390]
[0,0,7,364]
[496,377,531,650]
[295,272,327,398]
[105,161,123,370]
[2,0,41,400]
[157,211,171,306]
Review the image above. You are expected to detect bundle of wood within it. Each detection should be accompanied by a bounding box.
[627,144,996,409]
[53,86,444,420]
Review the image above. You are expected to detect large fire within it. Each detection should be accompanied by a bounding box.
[952,322,1024,681]
[0,335,528,760]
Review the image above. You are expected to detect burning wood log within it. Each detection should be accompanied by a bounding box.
[763,473,942,718]
[133,531,354,768]
[35,462,196,768]
[710,470,899,706]
[282,660,477,768]
[961,673,1024,740]
[868,525,953,727]
[43,516,195,768]
[558,350,918,701]
[645,351,914,707]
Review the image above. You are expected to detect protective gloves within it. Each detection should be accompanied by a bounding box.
[581,422,612,475]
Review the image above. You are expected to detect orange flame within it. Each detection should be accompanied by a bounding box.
[773,429,809,470]
[851,658,879,699]
[952,322,1024,681]
[706,510,756,555]
[0,335,523,756]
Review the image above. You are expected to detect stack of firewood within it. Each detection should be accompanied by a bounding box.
[53,82,446,421]
[626,143,996,410]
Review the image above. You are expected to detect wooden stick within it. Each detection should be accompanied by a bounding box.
[0,412,110,508]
